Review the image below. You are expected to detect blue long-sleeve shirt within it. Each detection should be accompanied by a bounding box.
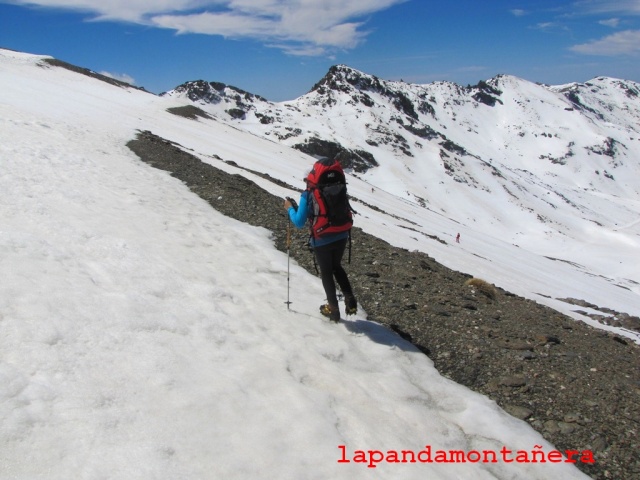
[288,191,349,248]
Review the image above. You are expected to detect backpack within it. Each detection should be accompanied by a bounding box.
[306,158,353,238]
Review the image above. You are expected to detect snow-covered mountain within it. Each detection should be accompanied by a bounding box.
[164,65,640,185]
[164,64,640,232]
[1,48,601,480]
[163,66,640,336]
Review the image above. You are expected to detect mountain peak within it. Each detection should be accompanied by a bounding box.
[310,64,385,96]
[162,80,269,106]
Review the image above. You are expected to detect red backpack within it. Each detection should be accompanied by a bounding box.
[306,158,354,238]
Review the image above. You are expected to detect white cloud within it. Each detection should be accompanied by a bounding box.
[533,22,569,32]
[573,0,640,15]
[150,0,389,51]
[10,0,407,56]
[99,71,135,84]
[570,29,640,55]
[152,9,366,49]
[151,11,278,37]
[510,9,528,17]
[8,0,212,22]
[536,22,556,29]
[599,17,621,27]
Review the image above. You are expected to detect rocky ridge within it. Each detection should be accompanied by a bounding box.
[128,130,640,480]
[163,65,640,178]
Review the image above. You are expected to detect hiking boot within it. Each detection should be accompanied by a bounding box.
[320,304,340,323]
[344,294,358,316]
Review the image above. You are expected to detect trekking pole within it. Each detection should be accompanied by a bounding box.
[285,217,292,310]
[284,197,298,310]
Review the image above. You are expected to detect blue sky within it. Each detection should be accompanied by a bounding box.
[1,0,640,101]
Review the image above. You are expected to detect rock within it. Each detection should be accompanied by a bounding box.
[558,422,577,434]
[530,419,544,430]
[497,338,533,350]
[617,313,640,331]
[564,413,581,423]
[543,420,560,434]
[591,436,609,452]
[536,334,561,345]
[519,351,537,360]
[500,375,527,387]
[504,404,533,420]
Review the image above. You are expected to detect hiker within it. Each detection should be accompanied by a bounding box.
[456,233,460,243]
[283,158,357,322]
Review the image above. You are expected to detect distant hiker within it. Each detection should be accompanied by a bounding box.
[284,157,357,322]
[456,233,460,243]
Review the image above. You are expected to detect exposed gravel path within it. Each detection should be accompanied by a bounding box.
[128,130,639,480]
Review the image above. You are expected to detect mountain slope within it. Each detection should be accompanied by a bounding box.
[0,48,600,480]
[163,65,640,334]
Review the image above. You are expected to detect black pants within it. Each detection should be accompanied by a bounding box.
[314,238,353,307]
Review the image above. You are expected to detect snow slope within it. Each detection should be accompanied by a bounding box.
[0,50,596,479]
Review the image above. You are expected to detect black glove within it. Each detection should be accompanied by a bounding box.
[286,197,298,212]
